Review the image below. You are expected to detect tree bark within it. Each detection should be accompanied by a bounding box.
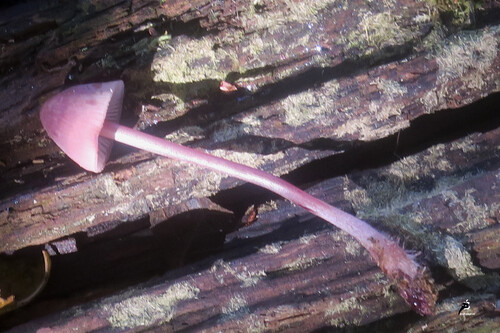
[1,0,499,331]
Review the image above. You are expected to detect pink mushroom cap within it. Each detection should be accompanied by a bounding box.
[40,80,124,172]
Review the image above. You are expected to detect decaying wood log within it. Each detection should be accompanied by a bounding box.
[1,0,499,331]
[5,127,500,331]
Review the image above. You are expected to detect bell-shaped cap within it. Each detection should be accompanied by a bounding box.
[40,80,124,172]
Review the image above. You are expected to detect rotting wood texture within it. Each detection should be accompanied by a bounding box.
[1,0,499,331]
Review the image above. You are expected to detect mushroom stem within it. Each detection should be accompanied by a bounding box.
[100,120,436,315]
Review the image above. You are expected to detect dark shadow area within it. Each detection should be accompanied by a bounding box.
[0,246,49,315]
[0,207,234,330]
[474,6,500,28]
[311,310,421,333]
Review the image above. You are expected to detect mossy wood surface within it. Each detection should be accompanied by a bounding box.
[1,0,499,331]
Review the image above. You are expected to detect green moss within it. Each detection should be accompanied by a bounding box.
[326,297,363,327]
[131,34,171,57]
[342,11,419,57]
[324,277,401,327]
[151,0,337,102]
[106,282,200,329]
[439,235,483,281]
[343,142,473,212]
[151,34,240,103]
[330,231,363,256]
[222,294,249,316]
[442,189,500,234]
[280,80,339,126]
[421,27,499,112]
[259,242,283,254]
[239,0,334,33]
[152,36,236,84]
[210,259,266,287]
[342,132,500,289]
[436,28,498,88]
[428,0,480,26]
[277,254,318,273]
[95,53,119,70]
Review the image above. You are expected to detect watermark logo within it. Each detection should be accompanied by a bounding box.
[458,299,473,316]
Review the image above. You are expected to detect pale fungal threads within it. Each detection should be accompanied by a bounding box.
[40,81,437,315]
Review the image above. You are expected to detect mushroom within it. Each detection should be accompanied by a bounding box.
[40,80,436,315]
